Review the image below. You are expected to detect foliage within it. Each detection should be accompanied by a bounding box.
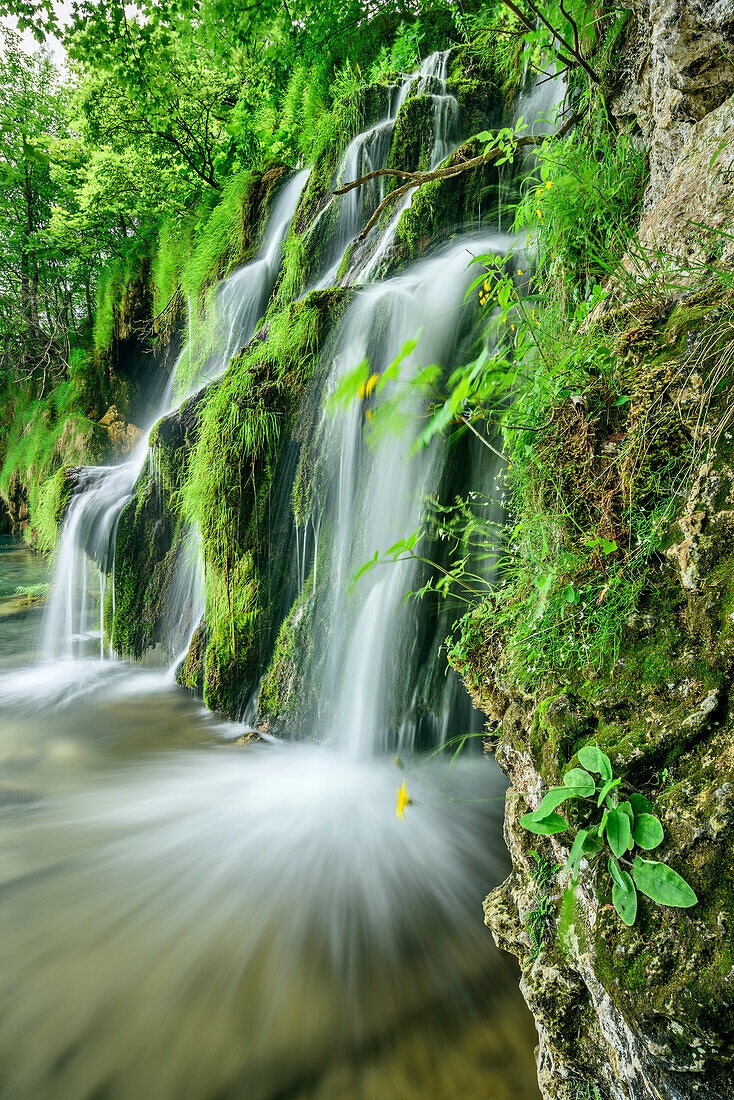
[525,850,555,958]
[514,122,647,300]
[520,743,698,925]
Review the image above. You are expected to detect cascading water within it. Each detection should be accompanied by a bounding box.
[0,55,567,1100]
[291,231,513,755]
[42,168,309,664]
[311,50,460,289]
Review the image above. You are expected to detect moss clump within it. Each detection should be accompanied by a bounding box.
[388,95,436,174]
[182,288,352,716]
[33,468,78,554]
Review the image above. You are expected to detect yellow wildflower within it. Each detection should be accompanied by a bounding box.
[535,186,543,198]
[536,208,543,219]
[511,324,515,331]
[517,268,524,277]
[396,779,411,820]
[365,372,380,398]
[546,179,553,189]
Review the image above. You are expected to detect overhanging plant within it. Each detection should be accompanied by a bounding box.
[520,743,697,925]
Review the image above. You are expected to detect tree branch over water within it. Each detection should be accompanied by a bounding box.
[334,111,581,242]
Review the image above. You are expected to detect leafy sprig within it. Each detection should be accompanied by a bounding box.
[521,743,697,925]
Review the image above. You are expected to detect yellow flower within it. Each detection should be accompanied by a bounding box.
[396,779,411,820]
[546,179,553,189]
[511,324,515,331]
[365,372,380,398]
[536,208,543,219]
[517,268,524,277]
[535,186,543,198]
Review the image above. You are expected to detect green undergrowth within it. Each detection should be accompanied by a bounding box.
[0,377,104,549]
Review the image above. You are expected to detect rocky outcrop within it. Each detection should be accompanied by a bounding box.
[99,405,144,455]
[632,90,734,273]
[609,0,734,207]
[463,285,734,1097]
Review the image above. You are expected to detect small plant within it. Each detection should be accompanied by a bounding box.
[14,582,51,601]
[525,850,555,958]
[520,743,697,926]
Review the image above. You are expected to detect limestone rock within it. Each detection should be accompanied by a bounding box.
[636,91,734,271]
[610,0,734,208]
[98,405,143,455]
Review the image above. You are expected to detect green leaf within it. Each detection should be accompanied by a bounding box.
[350,550,379,590]
[632,858,698,908]
[578,745,613,781]
[609,859,638,926]
[627,792,654,816]
[618,800,634,824]
[632,813,664,851]
[597,776,621,807]
[606,807,631,859]
[597,809,609,838]
[582,833,603,857]
[520,811,569,836]
[531,787,576,818]
[563,767,595,797]
[564,828,588,882]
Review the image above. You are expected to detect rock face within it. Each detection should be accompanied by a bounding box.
[631,90,734,274]
[609,0,734,207]
[98,405,144,455]
[467,378,734,1097]
[459,25,734,1088]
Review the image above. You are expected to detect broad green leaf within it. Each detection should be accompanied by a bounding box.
[632,858,698,908]
[627,792,654,817]
[618,800,634,825]
[531,787,576,818]
[607,855,624,889]
[606,807,631,858]
[520,811,569,835]
[564,828,588,882]
[350,550,378,590]
[597,776,621,807]
[610,863,638,926]
[582,833,603,857]
[632,813,664,851]
[563,767,595,798]
[578,745,613,781]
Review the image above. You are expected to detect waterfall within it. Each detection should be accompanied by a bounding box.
[312,50,460,289]
[294,231,512,755]
[0,58,569,1100]
[42,168,309,662]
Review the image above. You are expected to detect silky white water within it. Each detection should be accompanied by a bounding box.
[42,168,309,663]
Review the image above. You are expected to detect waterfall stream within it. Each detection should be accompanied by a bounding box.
[0,55,565,1099]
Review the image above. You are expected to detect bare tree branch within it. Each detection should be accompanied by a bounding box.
[335,111,581,242]
[499,0,600,84]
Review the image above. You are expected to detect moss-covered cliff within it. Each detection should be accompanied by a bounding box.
[452,8,734,1096]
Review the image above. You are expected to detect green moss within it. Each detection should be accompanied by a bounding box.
[182,288,351,716]
[33,468,77,554]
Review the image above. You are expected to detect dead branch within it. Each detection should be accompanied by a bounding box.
[334,111,581,242]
